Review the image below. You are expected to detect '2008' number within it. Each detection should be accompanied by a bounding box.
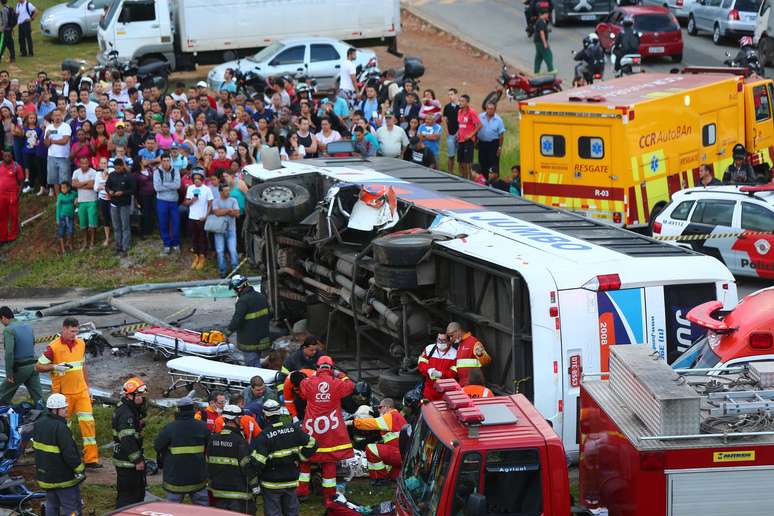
[305,410,340,435]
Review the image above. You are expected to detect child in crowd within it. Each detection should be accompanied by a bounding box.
[56,182,77,254]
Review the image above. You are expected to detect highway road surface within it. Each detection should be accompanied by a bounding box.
[403,0,745,83]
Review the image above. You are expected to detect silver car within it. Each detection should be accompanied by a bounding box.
[687,0,762,44]
[39,0,113,45]
[640,0,699,20]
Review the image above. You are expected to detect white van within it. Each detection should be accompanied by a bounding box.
[241,156,738,460]
[97,0,400,70]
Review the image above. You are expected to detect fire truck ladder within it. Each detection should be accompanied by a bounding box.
[708,390,774,416]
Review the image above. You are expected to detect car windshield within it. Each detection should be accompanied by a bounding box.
[676,334,723,369]
[399,415,452,516]
[635,13,679,32]
[100,0,120,30]
[736,0,762,11]
[248,42,285,63]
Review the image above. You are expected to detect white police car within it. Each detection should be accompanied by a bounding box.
[653,184,774,279]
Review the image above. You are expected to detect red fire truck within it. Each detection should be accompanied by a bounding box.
[397,344,774,516]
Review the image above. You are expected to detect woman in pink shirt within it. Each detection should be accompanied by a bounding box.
[155,121,175,150]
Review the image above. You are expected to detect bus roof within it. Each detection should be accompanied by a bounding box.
[529,73,737,108]
[244,158,734,288]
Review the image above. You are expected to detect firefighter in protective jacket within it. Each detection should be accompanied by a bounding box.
[112,377,148,509]
[350,398,408,482]
[154,397,211,505]
[297,355,354,498]
[226,275,271,367]
[447,322,491,386]
[417,333,458,401]
[249,399,318,516]
[207,404,256,514]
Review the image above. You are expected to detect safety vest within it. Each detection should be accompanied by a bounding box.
[353,409,408,447]
[44,337,87,395]
[455,333,491,386]
[463,385,494,398]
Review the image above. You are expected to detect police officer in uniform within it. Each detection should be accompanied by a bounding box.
[34,393,85,516]
[249,399,318,516]
[154,397,210,505]
[0,306,42,406]
[226,275,271,367]
[112,377,148,509]
[207,404,256,514]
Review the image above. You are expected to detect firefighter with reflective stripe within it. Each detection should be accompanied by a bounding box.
[226,275,271,367]
[349,398,407,483]
[154,396,210,505]
[447,322,491,387]
[283,369,314,420]
[249,399,317,516]
[34,393,85,516]
[112,377,148,509]
[35,317,101,467]
[297,355,354,498]
[207,405,256,514]
[417,333,458,401]
[462,369,494,398]
[0,306,42,407]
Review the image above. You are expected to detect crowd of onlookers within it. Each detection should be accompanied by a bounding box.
[0,48,522,275]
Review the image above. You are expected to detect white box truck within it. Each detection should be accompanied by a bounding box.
[96,0,400,70]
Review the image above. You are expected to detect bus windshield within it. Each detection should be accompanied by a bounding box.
[400,416,452,515]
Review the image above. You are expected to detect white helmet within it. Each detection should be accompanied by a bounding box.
[587,32,599,43]
[46,393,68,410]
[263,399,282,418]
[354,405,374,419]
[222,404,242,421]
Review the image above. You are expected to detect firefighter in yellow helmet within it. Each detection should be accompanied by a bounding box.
[113,377,148,509]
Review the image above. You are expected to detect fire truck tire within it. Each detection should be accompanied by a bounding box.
[378,369,422,398]
[374,264,419,289]
[372,233,435,266]
[246,181,312,223]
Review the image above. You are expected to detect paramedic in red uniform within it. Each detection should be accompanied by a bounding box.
[297,355,354,499]
[349,398,407,484]
[417,333,458,401]
[447,321,491,386]
[0,148,24,243]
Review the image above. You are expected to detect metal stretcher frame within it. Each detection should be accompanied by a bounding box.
[163,370,252,397]
[130,334,236,360]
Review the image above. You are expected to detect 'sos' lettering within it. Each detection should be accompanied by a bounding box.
[305,410,340,435]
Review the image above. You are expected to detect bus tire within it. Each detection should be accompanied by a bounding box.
[372,233,435,266]
[374,264,419,289]
[378,369,422,398]
[246,181,312,224]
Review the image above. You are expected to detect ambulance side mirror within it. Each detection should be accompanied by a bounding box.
[465,494,487,516]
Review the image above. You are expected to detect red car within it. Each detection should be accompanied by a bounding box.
[596,6,684,63]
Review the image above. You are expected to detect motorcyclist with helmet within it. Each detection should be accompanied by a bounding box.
[730,36,764,76]
[574,33,605,86]
[613,16,640,72]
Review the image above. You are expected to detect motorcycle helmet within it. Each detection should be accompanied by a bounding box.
[587,32,599,45]
[582,35,592,48]
[739,36,754,48]
[622,16,634,27]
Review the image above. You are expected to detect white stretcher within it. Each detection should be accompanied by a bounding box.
[131,327,236,359]
[165,356,280,397]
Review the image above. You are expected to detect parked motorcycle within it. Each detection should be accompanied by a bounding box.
[63,48,170,94]
[482,54,561,109]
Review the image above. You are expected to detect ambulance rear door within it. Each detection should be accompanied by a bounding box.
[568,125,617,221]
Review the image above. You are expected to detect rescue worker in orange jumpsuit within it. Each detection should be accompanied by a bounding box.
[349,398,407,485]
[36,317,101,467]
[283,369,314,420]
[417,333,458,401]
[212,393,261,444]
[447,322,491,386]
[297,356,354,499]
[462,369,494,398]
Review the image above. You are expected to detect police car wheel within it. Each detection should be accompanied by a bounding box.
[372,233,436,266]
[378,368,422,398]
[246,181,312,223]
[374,264,419,289]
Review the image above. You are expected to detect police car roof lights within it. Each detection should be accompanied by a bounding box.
[582,273,622,292]
[739,182,774,196]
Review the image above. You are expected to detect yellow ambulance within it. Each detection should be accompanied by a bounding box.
[519,72,774,228]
